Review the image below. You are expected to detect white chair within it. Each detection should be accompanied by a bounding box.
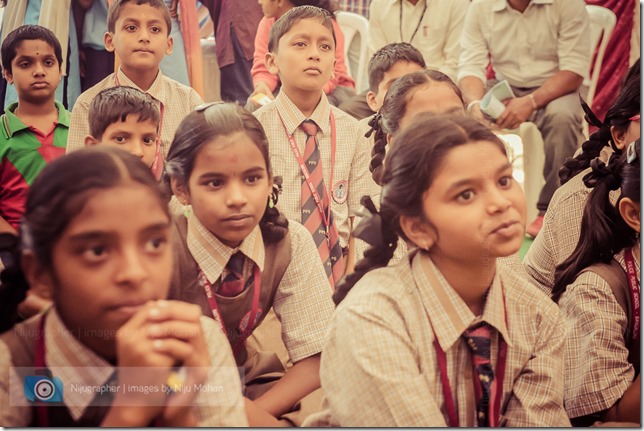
[335,11,370,93]
[583,5,617,137]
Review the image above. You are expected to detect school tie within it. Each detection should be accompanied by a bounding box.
[299,120,345,288]
[218,252,247,297]
[463,322,494,427]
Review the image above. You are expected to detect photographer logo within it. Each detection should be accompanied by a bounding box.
[24,369,64,403]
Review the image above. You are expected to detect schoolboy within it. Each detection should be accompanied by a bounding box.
[84,86,160,170]
[0,25,68,233]
[361,42,425,139]
[66,0,203,157]
[254,5,378,287]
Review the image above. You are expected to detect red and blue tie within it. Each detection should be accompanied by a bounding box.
[218,252,247,297]
[463,322,495,427]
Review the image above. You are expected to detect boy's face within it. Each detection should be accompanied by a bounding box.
[3,39,62,104]
[265,18,336,95]
[85,114,159,168]
[258,0,282,18]
[104,2,173,73]
[367,61,424,112]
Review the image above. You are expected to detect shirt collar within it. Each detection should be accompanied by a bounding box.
[2,101,69,138]
[45,307,114,421]
[186,211,265,284]
[274,90,331,136]
[411,251,512,351]
[115,67,167,106]
[493,0,552,12]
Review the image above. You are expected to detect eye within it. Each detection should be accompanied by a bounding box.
[125,24,137,31]
[81,244,109,262]
[246,175,261,185]
[113,136,126,143]
[498,175,513,188]
[19,62,30,68]
[206,179,223,189]
[293,41,306,48]
[150,26,161,34]
[144,235,167,253]
[143,137,156,146]
[44,59,55,67]
[456,189,475,202]
[320,43,332,51]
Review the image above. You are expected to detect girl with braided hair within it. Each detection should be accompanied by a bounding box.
[554,139,640,426]
[306,113,570,427]
[524,61,640,294]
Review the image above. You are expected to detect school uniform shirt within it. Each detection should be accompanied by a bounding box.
[305,250,570,427]
[65,68,203,157]
[0,307,248,426]
[368,0,469,81]
[559,246,640,419]
[0,102,69,229]
[254,91,379,248]
[523,148,618,294]
[186,213,335,363]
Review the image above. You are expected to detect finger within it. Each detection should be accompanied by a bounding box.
[146,300,203,324]
[151,338,195,362]
[147,321,202,342]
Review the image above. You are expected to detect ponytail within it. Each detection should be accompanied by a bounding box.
[333,196,398,305]
[366,112,387,185]
[259,176,289,244]
[0,233,29,332]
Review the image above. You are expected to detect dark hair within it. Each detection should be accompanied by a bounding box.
[1,25,63,75]
[552,139,640,303]
[368,43,426,93]
[559,61,640,184]
[268,5,336,53]
[89,86,160,140]
[368,69,465,184]
[334,113,506,304]
[164,103,289,243]
[107,0,172,35]
[290,0,338,14]
[0,146,170,332]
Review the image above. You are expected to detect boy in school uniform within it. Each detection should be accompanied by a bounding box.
[0,25,69,234]
[254,5,378,287]
[66,0,203,157]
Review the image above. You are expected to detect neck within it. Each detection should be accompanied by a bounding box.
[14,98,57,118]
[508,0,530,12]
[283,86,322,117]
[120,65,159,92]
[632,240,640,263]
[407,0,420,5]
[429,252,496,316]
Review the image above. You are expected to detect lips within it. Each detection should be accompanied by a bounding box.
[134,49,153,54]
[223,214,251,222]
[31,81,49,88]
[304,67,322,74]
[490,220,520,235]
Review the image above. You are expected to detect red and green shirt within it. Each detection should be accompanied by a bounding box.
[0,102,70,229]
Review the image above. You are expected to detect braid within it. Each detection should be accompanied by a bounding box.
[259,176,289,244]
[333,196,398,305]
[368,112,387,185]
[559,125,612,184]
[0,233,29,332]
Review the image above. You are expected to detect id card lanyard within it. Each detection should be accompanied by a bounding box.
[277,111,337,245]
[624,248,640,341]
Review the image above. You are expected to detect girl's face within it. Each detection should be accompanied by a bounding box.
[177,131,272,248]
[419,141,526,264]
[399,82,464,130]
[47,183,172,355]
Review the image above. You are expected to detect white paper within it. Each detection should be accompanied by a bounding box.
[479,80,516,119]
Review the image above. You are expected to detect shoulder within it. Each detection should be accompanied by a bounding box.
[330,106,362,137]
[75,74,115,108]
[165,77,202,100]
[499,266,562,325]
[253,101,278,120]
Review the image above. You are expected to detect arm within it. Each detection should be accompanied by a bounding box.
[250,17,279,98]
[503,301,571,427]
[367,1,388,56]
[457,2,489,105]
[253,354,321,417]
[344,217,355,274]
[0,216,16,234]
[440,0,469,81]
[66,97,90,153]
[559,275,637,423]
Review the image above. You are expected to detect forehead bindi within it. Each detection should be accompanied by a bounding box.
[14,40,54,59]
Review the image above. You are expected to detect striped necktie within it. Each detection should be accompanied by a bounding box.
[218,252,247,297]
[463,322,494,427]
[299,120,345,288]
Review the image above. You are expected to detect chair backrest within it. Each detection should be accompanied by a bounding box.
[335,11,370,92]
[585,5,617,107]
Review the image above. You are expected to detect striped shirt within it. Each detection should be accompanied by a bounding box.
[559,247,640,419]
[254,91,379,248]
[66,68,203,157]
[305,250,570,427]
[0,307,248,426]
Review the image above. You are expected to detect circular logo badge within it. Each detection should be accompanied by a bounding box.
[332,180,348,204]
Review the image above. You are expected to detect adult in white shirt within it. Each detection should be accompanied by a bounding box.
[457,0,590,236]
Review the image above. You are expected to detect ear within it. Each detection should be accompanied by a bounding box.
[619,198,640,233]
[165,35,174,56]
[265,52,279,76]
[3,68,12,85]
[386,132,394,146]
[399,214,437,251]
[610,125,629,151]
[84,134,99,147]
[366,90,379,112]
[170,177,191,206]
[21,251,55,301]
[104,32,115,53]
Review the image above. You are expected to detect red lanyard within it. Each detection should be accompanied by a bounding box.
[431,289,509,427]
[277,111,337,238]
[198,265,262,358]
[114,73,165,180]
[624,249,640,341]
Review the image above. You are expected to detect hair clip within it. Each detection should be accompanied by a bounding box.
[628,114,641,122]
[195,101,226,113]
[365,112,382,139]
[627,140,639,164]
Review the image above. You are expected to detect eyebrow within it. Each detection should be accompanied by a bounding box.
[445,161,512,194]
[14,54,55,61]
[122,18,164,26]
[198,166,266,179]
[67,222,170,243]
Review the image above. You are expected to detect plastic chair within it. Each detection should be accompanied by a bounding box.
[336,11,370,92]
[583,5,617,138]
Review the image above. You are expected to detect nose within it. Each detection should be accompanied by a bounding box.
[138,27,150,42]
[114,245,148,287]
[33,61,45,76]
[225,181,248,208]
[486,186,512,214]
[308,46,321,60]
[128,139,145,159]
